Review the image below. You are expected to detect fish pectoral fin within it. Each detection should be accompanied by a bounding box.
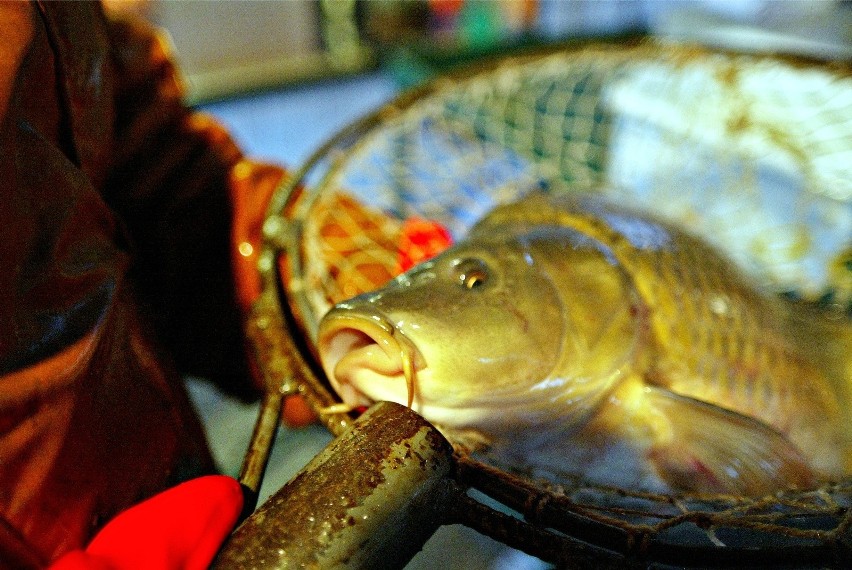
[643,387,815,496]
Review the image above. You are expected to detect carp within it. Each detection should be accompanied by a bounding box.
[317,193,852,496]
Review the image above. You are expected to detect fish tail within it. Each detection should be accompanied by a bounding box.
[841,317,852,384]
[820,307,852,382]
[836,318,852,471]
[806,309,852,440]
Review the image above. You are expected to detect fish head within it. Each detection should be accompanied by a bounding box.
[317,224,643,438]
[317,232,565,431]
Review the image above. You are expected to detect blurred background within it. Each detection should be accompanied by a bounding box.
[101,1,850,568]
[108,0,851,103]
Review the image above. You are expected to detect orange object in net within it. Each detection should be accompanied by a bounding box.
[396,217,453,273]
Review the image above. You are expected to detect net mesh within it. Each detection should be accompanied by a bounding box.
[288,44,851,331]
[261,42,852,564]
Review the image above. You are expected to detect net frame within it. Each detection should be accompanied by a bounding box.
[248,40,852,566]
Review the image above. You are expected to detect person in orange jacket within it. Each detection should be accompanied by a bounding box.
[0,2,301,567]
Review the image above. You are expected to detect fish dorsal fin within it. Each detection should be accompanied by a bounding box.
[641,385,815,496]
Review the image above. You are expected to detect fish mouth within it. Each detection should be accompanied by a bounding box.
[317,309,424,410]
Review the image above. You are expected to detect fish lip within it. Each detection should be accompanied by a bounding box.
[317,308,425,409]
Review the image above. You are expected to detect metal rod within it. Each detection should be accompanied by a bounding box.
[236,388,284,520]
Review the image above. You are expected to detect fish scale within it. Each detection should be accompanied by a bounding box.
[478,194,843,446]
[320,193,852,494]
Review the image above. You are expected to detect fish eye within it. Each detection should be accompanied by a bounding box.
[453,258,490,290]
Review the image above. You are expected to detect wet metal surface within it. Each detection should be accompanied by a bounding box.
[215,402,456,569]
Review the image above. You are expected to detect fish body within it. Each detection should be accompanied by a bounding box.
[317,193,852,495]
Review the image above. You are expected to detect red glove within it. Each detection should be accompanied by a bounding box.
[48,476,243,570]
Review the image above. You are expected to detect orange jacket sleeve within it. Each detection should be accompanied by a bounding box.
[0,2,283,566]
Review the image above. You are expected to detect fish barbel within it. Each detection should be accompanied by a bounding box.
[317,193,852,496]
